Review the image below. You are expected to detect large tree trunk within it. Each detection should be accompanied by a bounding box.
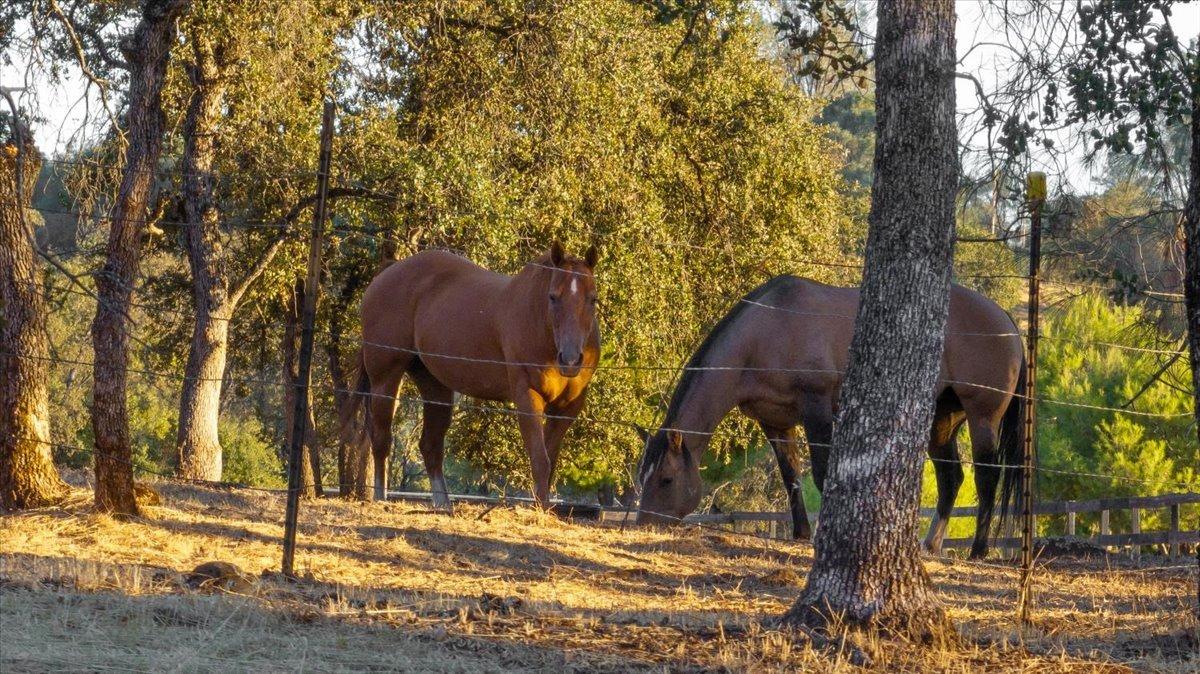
[90,0,189,515]
[783,0,957,637]
[0,142,68,510]
[176,33,231,481]
[283,281,320,498]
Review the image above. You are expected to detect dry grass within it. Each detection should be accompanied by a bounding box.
[1,481,1196,673]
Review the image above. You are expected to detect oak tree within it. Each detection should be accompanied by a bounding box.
[782,0,958,636]
[0,130,69,510]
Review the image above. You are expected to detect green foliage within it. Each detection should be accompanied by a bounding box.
[1062,1,1194,152]
[952,220,1025,312]
[336,0,861,496]
[818,90,874,191]
[219,416,284,487]
[1037,294,1197,530]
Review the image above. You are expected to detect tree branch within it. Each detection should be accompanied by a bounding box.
[46,0,124,141]
[228,186,393,307]
[1120,349,1184,409]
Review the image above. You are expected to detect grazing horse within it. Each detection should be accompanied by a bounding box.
[635,275,1025,559]
[343,243,600,509]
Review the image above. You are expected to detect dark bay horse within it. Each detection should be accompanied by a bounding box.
[635,275,1025,559]
[343,243,600,509]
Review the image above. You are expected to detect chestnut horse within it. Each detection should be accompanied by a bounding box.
[635,275,1025,559]
[343,243,600,508]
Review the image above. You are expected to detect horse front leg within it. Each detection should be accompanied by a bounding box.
[760,424,810,541]
[800,393,834,494]
[513,387,551,508]
[542,393,587,488]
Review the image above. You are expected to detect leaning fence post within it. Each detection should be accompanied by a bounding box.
[1019,171,1045,625]
[281,100,335,578]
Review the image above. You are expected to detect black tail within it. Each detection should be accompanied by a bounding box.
[994,354,1027,538]
[338,348,372,446]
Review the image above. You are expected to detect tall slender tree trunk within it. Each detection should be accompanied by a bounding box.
[783,0,957,637]
[176,34,231,481]
[1183,70,1200,456]
[90,0,190,515]
[283,280,320,498]
[0,141,68,510]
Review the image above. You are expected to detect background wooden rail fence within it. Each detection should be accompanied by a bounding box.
[651,492,1200,557]
[356,489,1198,559]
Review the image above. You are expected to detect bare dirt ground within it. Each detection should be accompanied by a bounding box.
[1,480,1196,672]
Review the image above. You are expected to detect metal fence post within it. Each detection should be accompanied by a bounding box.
[282,100,335,578]
[1019,171,1045,625]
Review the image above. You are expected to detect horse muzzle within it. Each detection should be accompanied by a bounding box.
[556,351,584,377]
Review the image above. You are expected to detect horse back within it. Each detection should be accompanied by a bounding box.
[738,276,1020,401]
[359,251,512,388]
[362,250,507,323]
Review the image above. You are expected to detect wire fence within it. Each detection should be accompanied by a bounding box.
[10,148,1198,635]
[24,194,1189,301]
[6,344,1197,494]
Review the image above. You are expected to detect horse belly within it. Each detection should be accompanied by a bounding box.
[413,334,511,401]
[426,361,511,401]
[408,286,513,400]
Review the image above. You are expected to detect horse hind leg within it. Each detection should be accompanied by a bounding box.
[412,369,455,512]
[367,374,403,501]
[966,411,1003,559]
[923,407,966,555]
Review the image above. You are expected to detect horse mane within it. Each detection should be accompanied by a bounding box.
[662,274,799,426]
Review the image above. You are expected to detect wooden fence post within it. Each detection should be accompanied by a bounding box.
[1066,511,1075,537]
[281,100,335,578]
[1130,507,1141,563]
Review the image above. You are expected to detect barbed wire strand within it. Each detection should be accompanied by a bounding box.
[12,343,1196,490]
[26,200,1188,299]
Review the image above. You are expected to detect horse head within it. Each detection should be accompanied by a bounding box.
[544,241,598,377]
[634,427,702,527]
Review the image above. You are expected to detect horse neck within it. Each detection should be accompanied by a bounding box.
[662,352,744,459]
[508,262,552,326]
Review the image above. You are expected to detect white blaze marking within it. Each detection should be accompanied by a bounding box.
[570,278,578,294]
[639,459,658,489]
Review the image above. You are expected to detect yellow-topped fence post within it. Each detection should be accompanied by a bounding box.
[1019,171,1046,625]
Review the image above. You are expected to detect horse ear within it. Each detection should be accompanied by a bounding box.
[633,424,650,443]
[584,244,599,270]
[549,240,565,267]
[667,430,684,454]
